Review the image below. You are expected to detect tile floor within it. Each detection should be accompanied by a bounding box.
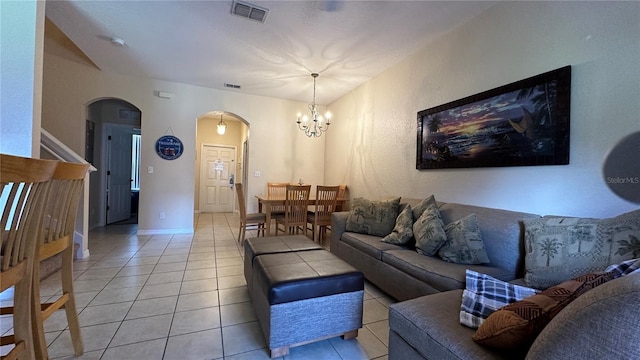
[1,213,394,360]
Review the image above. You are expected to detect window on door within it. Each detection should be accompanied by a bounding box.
[131,134,141,190]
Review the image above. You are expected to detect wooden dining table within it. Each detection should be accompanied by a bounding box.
[255,195,347,236]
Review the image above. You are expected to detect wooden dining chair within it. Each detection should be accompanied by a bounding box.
[31,161,89,359]
[335,184,348,212]
[1,154,57,360]
[275,185,311,236]
[235,183,266,244]
[267,182,288,213]
[307,185,340,245]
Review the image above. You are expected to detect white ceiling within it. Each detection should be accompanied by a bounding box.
[45,0,496,105]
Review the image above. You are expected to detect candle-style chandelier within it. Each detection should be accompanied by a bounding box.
[296,73,332,138]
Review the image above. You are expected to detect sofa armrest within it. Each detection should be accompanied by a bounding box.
[330,211,350,255]
[526,274,640,360]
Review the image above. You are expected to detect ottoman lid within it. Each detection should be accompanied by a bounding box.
[245,235,323,262]
[255,250,364,305]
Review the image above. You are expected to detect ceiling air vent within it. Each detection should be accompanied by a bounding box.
[231,0,268,23]
[224,83,242,89]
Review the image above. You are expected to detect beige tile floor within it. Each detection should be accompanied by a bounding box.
[1,213,393,360]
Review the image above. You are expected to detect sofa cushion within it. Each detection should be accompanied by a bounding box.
[523,209,640,289]
[460,270,539,329]
[341,231,405,261]
[382,205,414,245]
[382,249,513,292]
[438,214,490,265]
[473,271,616,350]
[439,203,540,278]
[414,204,447,256]
[411,195,437,220]
[389,290,513,360]
[345,197,401,237]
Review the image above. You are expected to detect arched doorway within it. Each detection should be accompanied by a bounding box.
[86,98,141,228]
[195,111,250,213]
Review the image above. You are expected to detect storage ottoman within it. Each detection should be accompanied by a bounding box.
[247,244,364,357]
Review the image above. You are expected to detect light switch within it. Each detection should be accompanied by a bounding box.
[254,170,261,177]
[148,166,154,174]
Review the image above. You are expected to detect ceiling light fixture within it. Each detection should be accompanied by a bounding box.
[296,73,332,138]
[217,114,227,135]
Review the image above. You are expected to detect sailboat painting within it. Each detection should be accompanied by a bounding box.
[417,66,571,170]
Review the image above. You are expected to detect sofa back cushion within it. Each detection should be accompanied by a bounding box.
[523,209,640,289]
[439,203,540,277]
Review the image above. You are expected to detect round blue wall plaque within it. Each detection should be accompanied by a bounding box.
[155,135,184,160]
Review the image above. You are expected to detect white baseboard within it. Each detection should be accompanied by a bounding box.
[137,228,195,236]
[78,249,91,260]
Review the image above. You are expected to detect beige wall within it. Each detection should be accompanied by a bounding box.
[41,1,639,235]
[42,55,325,234]
[325,1,640,218]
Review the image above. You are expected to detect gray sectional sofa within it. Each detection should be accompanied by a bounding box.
[330,199,540,301]
[330,198,640,359]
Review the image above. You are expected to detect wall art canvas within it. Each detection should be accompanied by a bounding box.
[417,66,571,170]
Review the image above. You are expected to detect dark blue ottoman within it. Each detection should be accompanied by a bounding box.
[250,248,364,357]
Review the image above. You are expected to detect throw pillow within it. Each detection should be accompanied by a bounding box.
[345,197,401,237]
[411,195,437,221]
[381,205,414,245]
[413,204,447,256]
[473,271,616,350]
[605,257,640,277]
[460,270,539,329]
[438,214,490,264]
[523,209,640,289]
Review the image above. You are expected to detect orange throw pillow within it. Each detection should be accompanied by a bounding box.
[473,272,614,350]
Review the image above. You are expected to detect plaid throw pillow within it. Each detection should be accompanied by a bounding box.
[605,257,640,277]
[460,270,539,329]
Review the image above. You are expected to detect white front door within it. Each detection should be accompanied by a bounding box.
[199,145,236,213]
[106,124,133,224]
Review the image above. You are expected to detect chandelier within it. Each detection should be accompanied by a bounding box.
[296,73,332,138]
[217,113,227,135]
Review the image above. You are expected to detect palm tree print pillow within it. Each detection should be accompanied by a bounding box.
[345,197,401,237]
[523,209,640,289]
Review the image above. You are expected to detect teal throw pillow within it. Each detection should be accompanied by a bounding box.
[411,195,437,221]
[413,204,447,256]
[345,197,401,237]
[438,213,490,264]
[381,205,414,245]
[524,209,640,289]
